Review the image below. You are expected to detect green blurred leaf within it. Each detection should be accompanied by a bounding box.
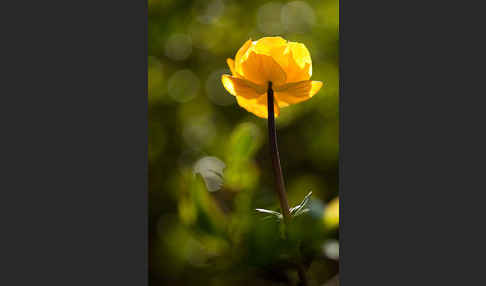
[226,122,262,165]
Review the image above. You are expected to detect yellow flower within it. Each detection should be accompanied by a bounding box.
[222,37,323,118]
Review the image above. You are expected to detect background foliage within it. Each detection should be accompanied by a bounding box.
[149,0,339,284]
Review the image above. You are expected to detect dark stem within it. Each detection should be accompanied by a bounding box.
[267,82,308,286]
[297,265,309,286]
[267,82,291,223]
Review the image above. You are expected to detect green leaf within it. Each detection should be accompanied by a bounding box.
[291,191,313,217]
[255,208,283,220]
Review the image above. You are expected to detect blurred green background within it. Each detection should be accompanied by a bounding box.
[149,0,339,285]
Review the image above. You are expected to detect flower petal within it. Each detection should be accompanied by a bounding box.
[243,37,289,74]
[253,37,287,56]
[235,39,253,75]
[227,58,236,76]
[240,51,286,86]
[236,95,279,119]
[221,74,266,99]
[284,49,312,83]
[274,80,323,106]
[288,42,312,69]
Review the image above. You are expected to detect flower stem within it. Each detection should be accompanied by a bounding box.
[266,82,291,224]
[267,82,308,286]
[297,265,309,286]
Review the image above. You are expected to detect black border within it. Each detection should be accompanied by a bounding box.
[1,1,148,285]
[340,0,483,284]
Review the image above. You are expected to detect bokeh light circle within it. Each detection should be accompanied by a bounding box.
[193,156,226,192]
[165,34,192,61]
[257,2,284,35]
[206,68,236,106]
[322,240,339,260]
[196,0,225,24]
[168,69,200,103]
[182,115,216,150]
[281,1,316,33]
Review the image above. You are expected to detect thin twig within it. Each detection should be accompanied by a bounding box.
[267,82,291,223]
[297,264,309,286]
